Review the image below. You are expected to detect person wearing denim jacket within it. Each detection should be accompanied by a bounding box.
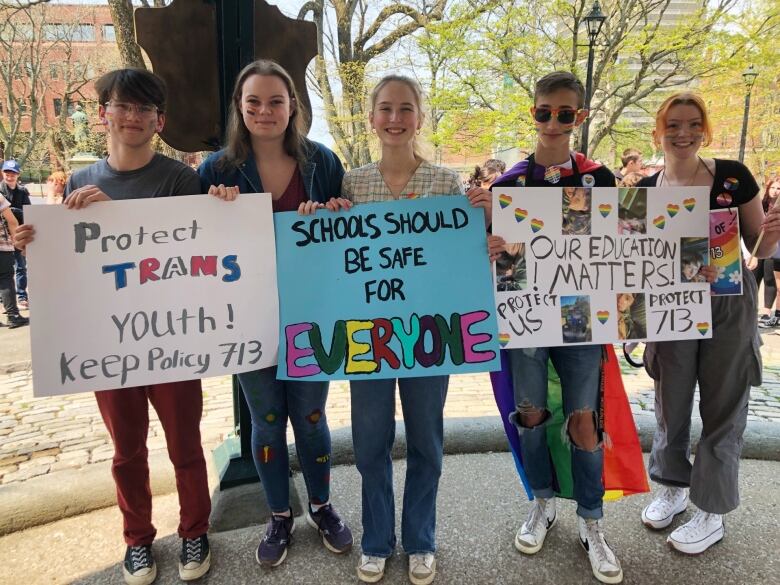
[198,59,351,569]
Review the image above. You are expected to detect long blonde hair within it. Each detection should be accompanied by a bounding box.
[219,59,310,169]
[369,75,427,161]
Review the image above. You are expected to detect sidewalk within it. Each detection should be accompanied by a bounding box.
[2,324,780,485]
[0,453,777,585]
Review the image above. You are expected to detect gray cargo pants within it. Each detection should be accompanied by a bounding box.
[643,272,762,514]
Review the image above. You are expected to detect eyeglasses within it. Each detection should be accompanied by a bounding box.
[531,107,582,125]
[104,101,159,116]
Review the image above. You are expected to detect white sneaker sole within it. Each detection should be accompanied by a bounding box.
[641,496,689,530]
[667,524,724,555]
[409,565,436,585]
[122,563,157,585]
[357,565,385,583]
[306,512,352,554]
[514,514,557,555]
[179,550,211,581]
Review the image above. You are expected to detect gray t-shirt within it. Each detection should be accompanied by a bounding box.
[65,153,201,200]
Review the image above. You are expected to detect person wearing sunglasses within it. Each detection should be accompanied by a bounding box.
[487,71,623,584]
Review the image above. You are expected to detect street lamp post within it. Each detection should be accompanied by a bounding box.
[579,1,606,157]
[738,64,759,163]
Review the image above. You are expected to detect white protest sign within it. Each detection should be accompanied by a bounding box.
[26,194,279,396]
[492,187,712,348]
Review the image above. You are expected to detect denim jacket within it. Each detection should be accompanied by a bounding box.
[198,139,344,204]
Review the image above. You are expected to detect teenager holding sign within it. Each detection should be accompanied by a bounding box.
[198,59,353,568]
[638,93,780,554]
[15,68,210,585]
[326,74,490,585]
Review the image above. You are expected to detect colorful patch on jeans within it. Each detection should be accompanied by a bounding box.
[306,409,322,424]
[264,410,279,424]
[258,445,274,463]
[315,454,330,464]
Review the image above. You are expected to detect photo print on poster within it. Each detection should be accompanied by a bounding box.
[618,187,647,235]
[562,187,592,235]
[616,292,647,340]
[495,242,526,292]
[560,295,592,343]
[680,236,709,283]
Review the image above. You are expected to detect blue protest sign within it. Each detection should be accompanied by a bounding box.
[275,196,500,380]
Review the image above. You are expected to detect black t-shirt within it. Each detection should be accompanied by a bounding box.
[638,159,759,210]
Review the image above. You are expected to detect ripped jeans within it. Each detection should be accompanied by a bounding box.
[238,366,331,513]
[507,346,604,519]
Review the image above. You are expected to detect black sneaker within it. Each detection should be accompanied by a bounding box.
[759,315,780,328]
[6,314,28,329]
[122,544,156,585]
[179,533,211,581]
[306,503,353,553]
[256,512,295,567]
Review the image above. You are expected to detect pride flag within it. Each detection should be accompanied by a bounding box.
[490,345,649,500]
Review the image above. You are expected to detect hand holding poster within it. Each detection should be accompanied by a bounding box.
[26,195,279,396]
[275,196,500,380]
[492,187,712,347]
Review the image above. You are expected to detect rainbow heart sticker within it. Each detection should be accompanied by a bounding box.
[653,215,666,230]
[667,203,679,217]
[596,310,610,324]
[696,322,710,336]
[531,218,544,233]
[514,208,528,223]
[683,198,696,212]
[598,203,612,218]
[499,194,512,209]
[724,178,739,191]
[498,333,510,347]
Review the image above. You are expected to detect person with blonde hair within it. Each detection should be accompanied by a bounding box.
[638,92,780,554]
[326,73,490,585]
[45,171,67,204]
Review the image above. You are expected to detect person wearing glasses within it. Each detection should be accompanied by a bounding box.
[487,72,623,584]
[14,69,211,585]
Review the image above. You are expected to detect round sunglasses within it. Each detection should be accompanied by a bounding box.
[531,107,583,125]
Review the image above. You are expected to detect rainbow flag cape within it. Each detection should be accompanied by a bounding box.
[490,345,649,500]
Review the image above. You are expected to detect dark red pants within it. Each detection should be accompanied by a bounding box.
[95,380,211,546]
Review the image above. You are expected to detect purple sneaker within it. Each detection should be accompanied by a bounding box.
[306,503,353,553]
[256,513,295,567]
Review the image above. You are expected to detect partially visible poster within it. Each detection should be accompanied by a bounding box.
[709,209,742,296]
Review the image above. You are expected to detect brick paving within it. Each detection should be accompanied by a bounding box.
[2,339,779,485]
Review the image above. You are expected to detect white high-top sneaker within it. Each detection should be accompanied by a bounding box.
[578,517,623,584]
[514,497,557,554]
[641,486,689,530]
[667,509,724,554]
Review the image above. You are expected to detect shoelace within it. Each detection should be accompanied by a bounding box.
[361,555,384,573]
[654,487,681,514]
[183,539,202,562]
[676,511,717,537]
[525,499,545,533]
[265,516,289,543]
[316,505,343,535]
[130,547,150,570]
[586,522,615,568]
[410,554,434,572]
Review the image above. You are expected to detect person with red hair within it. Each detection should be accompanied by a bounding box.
[637,92,780,554]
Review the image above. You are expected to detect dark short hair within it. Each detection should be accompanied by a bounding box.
[534,72,585,109]
[94,68,167,112]
[621,148,642,167]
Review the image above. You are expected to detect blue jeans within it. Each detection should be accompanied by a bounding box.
[13,250,26,301]
[350,376,448,557]
[238,366,331,513]
[507,346,604,519]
